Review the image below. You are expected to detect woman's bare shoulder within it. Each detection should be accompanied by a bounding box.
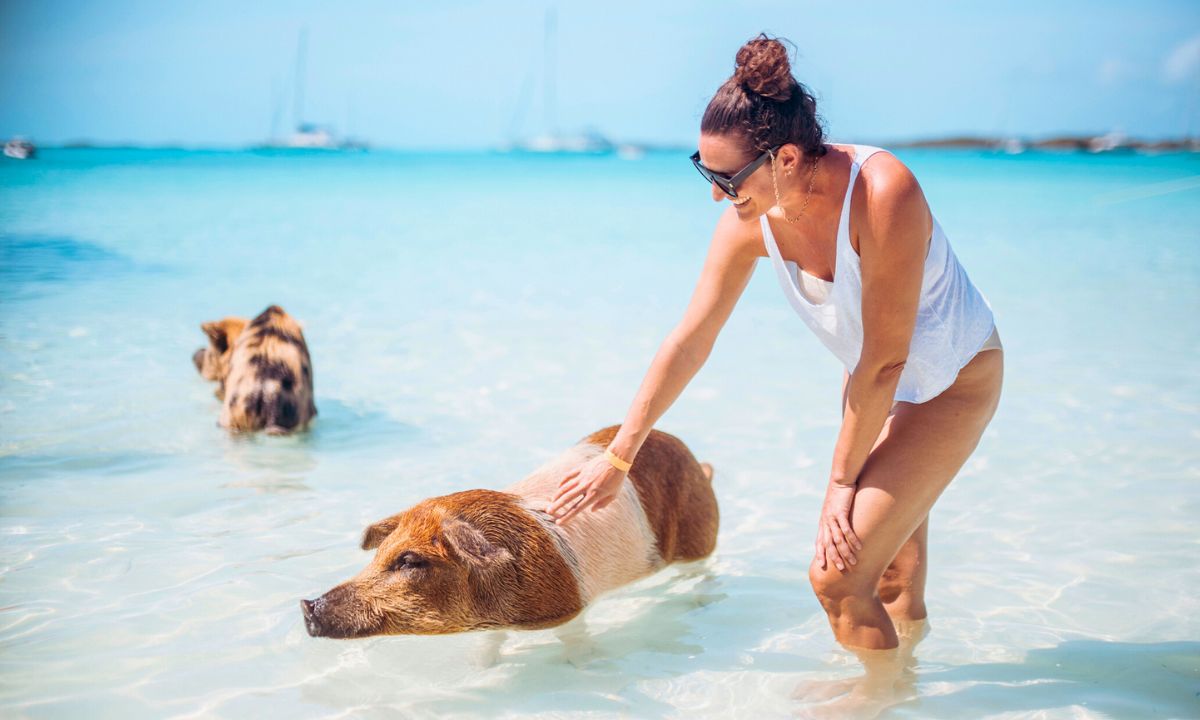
[854,149,931,248]
[857,148,922,201]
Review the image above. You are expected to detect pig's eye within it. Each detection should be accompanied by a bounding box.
[390,552,428,572]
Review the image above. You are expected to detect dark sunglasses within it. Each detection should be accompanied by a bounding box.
[690,145,781,199]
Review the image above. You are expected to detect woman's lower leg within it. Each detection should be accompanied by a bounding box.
[878,519,929,623]
[827,592,899,650]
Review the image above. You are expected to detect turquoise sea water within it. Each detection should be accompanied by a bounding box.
[1,147,1198,719]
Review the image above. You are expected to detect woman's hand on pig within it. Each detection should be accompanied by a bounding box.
[546,455,626,525]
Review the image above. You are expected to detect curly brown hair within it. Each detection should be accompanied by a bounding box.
[701,34,828,159]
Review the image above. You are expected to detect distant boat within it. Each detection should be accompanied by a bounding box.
[1001,137,1025,154]
[1088,131,1130,153]
[503,10,616,155]
[282,123,338,150]
[258,30,366,152]
[511,129,614,154]
[617,143,647,160]
[261,125,367,152]
[4,137,36,160]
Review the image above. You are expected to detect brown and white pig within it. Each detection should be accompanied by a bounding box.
[192,304,317,435]
[301,425,718,640]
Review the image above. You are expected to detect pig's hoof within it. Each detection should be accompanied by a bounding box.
[561,642,599,668]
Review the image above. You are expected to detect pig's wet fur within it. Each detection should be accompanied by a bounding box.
[193,305,317,435]
[303,426,718,639]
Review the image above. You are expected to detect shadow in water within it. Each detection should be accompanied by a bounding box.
[215,398,419,491]
[0,450,178,482]
[0,234,160,301]
[796,636,1200,720]
[299,397,421,454]
[400,562,732,718]
[907,639,1200,719]
[792,619,928,720]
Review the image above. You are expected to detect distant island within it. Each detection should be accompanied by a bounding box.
[888,132,1199,153]
[8,132,1199,156]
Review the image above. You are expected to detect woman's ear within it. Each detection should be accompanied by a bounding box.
[778,144,803,174]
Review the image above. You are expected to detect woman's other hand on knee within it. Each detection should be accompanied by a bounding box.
[815,482,863,572]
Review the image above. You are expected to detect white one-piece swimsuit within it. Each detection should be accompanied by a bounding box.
[760,144,1001,404]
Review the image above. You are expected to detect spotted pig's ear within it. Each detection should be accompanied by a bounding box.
[200,317,247,354]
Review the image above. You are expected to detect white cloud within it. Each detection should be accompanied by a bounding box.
[1163,34,1200,83]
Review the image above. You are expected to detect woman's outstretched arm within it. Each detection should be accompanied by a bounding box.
[547,208,759,523]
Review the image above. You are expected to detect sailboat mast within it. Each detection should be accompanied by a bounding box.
[543,9,556,134]
[270,75,283,141]
[293,28,308,130]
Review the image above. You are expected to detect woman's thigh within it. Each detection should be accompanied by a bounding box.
[823,350,1004,589]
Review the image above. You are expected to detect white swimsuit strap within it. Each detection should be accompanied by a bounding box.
[838,145,885,251]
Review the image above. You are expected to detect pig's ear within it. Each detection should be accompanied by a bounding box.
[201,318,248,354]
[442,518,512,570]
[201,321,231,353]
[361,514,403,550]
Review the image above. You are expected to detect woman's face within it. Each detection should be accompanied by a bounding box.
[696,133,787,220]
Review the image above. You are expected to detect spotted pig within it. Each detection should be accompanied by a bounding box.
[192,305,316,435]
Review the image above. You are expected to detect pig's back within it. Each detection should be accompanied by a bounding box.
[581,426,719,563]
[507,443,660,602]
[506,427,718,603]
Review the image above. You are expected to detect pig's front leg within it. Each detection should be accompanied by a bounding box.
[470,629,507,668]
[553,615,596,667]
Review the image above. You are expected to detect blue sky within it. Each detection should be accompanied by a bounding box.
[1,0,1198,148]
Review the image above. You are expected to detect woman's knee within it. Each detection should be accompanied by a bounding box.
[808,558,875,611]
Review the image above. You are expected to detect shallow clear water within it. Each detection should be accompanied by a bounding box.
[1,147,1198,719]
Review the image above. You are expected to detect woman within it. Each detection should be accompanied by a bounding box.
[546,35,1003,651]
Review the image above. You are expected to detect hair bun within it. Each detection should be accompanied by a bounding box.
[734,34,794,102]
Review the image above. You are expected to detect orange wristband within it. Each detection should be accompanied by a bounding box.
[603,448,632,472]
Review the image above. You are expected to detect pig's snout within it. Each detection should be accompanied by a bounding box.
[192,348,205,371]
[300,591,379,639]
[300,598,325,637]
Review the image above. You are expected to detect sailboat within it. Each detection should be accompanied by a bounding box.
[503,10,616,155]
[4,137,36,160]
[1088,130,1131,153]
[259,30,365,151]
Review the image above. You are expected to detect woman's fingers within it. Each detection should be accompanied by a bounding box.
[557,484,623,524]
[823,518,849,568]
[592,494,616,512]
[834,513,863,553]
[546,484,587,516]
[825,537,845,571]
[550,464,627,524]
[815,526,828,569]
[548,472,585,512]
[554,475,582,499]
[829,518,857,567]
[553,489,595,525]
[823,544,840,573]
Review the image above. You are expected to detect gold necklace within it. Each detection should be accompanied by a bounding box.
[770,151,821,224]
